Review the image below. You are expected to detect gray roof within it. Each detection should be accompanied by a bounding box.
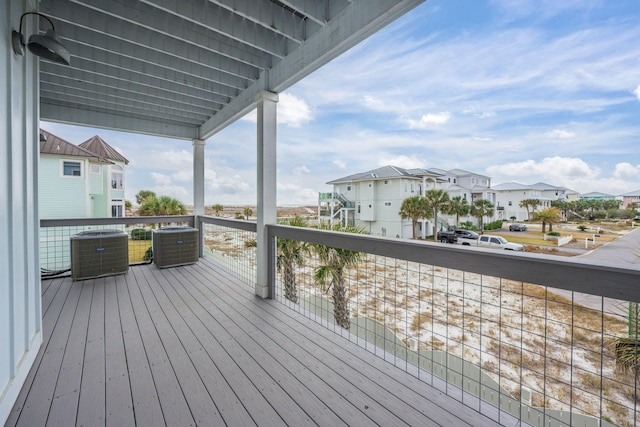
[328,165,487,185]
[327,165,420,184]
[580,191,616,198]
[492,181,577,194]
[79,136,129,165]
[447,168,490,179]
[620,189,640,197]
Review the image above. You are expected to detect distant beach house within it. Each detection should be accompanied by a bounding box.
[492,182,579,221]
[620,190,640,209]
[39,129,129,219]
[580,191,617,201]
[318,165,495,239]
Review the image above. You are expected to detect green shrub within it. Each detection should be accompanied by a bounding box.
[143,247,153,261]
[483,220,503,230]
[578,225,588,231]
[131,228,152,240]
[458,221,477,230]
[547,231,560,237]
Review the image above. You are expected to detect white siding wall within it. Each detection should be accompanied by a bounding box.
[359,180,375,221]
[1,0,43,423]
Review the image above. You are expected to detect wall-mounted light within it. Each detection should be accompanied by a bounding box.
[12,12,70,65]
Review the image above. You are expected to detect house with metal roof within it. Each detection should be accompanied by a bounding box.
[39,130,129,219]
[492,181,579,221]
[319,165,493,238]
[620,189,640,209]
[579,191,617,201]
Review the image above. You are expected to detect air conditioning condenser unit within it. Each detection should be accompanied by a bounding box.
[152,226,199,268]
[70,229,129,280]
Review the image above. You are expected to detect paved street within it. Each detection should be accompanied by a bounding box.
[549,226,640,317]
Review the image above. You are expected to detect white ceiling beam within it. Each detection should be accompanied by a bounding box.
[181,0,312,42]
[64,0,289,59]
[41,79,216,119]
[42,4,261,83]
[41,104,199,140]
[40,60,227,108]
[276,0,330,24]
[60,39,240,100]
[40,91,204,126]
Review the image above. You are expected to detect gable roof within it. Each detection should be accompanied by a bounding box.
[39,129,111,163]
[79,136,129,165]
[327,165,421,184]
[620,189,640,197]
[492,181,577,194]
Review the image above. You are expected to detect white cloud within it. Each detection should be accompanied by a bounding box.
[544,129,576,139]
[487,156,598,180]
[633,85,640,101]
[240,92,313,127]
[205,169,251,196]
[147,150,192,170]
[407,112,452,129]
[362,95,385,110]
[333,160,346,169]
[379,155,424,169]
[278,93,313,127]
[613,162,640,179]
[293,165,310,175]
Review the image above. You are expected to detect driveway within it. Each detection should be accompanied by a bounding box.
[549,226,640,317]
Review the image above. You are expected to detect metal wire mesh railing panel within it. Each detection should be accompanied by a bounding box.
[272,239,637,427]
[201,222,256,287]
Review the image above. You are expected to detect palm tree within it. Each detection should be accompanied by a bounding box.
[243,206,253,220]
[135,189,156,205]
[212,203,224,216]
[313,223,367,329]
[470,199,494,231]
[276,216,308,303]
[424,189,451,240]
[399,195,427,239]
[531,206,561,233]
[138,195,186,216]
[448,196,469,228]
[519,198,540,220]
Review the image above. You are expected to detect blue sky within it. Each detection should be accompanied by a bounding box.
[42,0,640,206]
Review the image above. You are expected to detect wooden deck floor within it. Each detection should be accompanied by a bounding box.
[6,258,501,427]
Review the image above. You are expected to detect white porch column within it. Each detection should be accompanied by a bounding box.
[255,91,278,298]
[193,139,205,216]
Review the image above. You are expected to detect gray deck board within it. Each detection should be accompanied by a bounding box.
[189,260,480,427]
[103,275,135,427]
[76,278,106,426]
[117,273,165,427]
[7,258,501,427]
[46,280,93,426]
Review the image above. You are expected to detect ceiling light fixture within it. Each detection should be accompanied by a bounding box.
[12,12,70,65]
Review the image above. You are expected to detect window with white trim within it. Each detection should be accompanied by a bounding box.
[62,161,82,177]
[111,165,124,189]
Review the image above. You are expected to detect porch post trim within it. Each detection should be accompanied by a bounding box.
[256,90,278,298]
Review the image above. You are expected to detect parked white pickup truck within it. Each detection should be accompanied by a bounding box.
[476,234,524,251]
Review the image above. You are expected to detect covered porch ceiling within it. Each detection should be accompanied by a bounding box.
[36,0,425,140]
